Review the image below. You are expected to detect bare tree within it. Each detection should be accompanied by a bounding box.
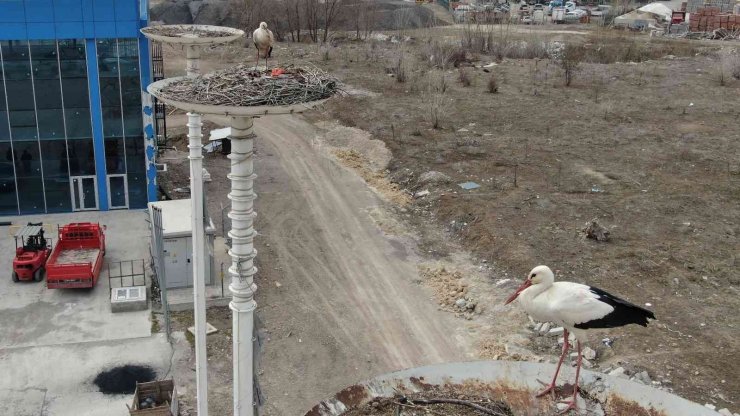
[304,0,320,42]
[348,0,378,40]
[284,0,303,42]
[321,0,344,43]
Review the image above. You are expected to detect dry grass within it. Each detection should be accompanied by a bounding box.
[458,67,472,87]
[331,149,411,206]
[582,32,704,64]
[487,73,498,93]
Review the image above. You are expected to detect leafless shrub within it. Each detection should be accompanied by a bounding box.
[718,64,727,86]
[427,92,444,129]
[731,56,740,80]
[437,72,447,93]
[460,24,548,61]
[591,71,607,103]
[423,39,454,69]
[394,51,407,83]
[718,56,740,85]
[449,48,468,67]
[557,44,584,87]
[458,68,471,87]
[487,74,498,93]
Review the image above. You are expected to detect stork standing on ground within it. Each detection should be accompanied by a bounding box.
[252,21,274,69]
[505,265,656,414]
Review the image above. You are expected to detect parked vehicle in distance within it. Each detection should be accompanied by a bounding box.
[46,222,106,289]
[548,0,576,14]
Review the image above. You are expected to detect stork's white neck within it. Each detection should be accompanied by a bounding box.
[520,279,553,302]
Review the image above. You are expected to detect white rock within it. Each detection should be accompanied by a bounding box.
[583,346,597,360]
[717,409,732,416]
[556,403,570,411]
[704,404,716,411]
[414,190,430,198]
[540,322,551,334]
[548,327,565,336]
[455,298,467,308]
[495,278,511,286]
[637,370,651,384]
[581,358,593,368]
[418,171,452,185]
[533,322,543,332]
[609,367,627,378]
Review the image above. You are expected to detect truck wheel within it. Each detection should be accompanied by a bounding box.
[12,272,19,282]
[33,267,44,282]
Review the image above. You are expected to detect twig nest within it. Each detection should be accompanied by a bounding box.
[158,64,341,107]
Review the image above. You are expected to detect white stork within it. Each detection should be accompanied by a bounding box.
[252,21,274,70]
[505,265,656,414]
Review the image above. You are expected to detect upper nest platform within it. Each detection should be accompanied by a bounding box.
[147,65,340,116]
[140,24,244,45]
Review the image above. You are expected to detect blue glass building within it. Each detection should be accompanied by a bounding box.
[0,0,157,215]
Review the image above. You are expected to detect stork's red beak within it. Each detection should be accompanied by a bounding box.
[504,279,532,305]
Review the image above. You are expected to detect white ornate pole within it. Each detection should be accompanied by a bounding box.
[227,116,257,416]
[185,43,209,416]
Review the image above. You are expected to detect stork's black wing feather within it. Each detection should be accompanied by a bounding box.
[574,286,656,329]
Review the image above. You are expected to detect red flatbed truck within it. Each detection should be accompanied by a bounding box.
[46,223,106,289]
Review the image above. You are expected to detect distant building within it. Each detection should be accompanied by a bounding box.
[0,0,157,215]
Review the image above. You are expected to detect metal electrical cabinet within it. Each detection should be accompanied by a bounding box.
[148,199,216,288]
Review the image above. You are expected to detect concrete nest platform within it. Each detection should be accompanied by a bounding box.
[305,361,718,416]
[140,24,244,44]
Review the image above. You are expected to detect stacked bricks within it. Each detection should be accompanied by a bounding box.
[689,6,740,32]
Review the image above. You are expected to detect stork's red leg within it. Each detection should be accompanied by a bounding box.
[557,340,582,414]
[537,329,570,398]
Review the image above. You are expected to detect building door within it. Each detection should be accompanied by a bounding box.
[107,174,128,209]
[163,238,190,288]
[70,176,98,211]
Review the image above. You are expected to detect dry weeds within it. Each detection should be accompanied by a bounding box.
[331,149,411,206]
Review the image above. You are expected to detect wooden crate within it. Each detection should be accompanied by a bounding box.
[128,380,178,416]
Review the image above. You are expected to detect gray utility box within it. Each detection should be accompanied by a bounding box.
[148,199,216,289]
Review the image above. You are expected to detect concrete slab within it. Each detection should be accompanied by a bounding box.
[0,210,152,349]
[0,334,172,416]
[0,211,174,416]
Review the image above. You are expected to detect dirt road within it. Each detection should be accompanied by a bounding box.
[253,116,472,414]
[161,113,474,415]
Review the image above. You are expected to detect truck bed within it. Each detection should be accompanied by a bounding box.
[53,248,101,266]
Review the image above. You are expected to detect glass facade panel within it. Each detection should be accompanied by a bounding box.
[0,142,17,215]
[67,137,96,176]
[13,140,45,213]
[40,140,71,212]
[105,137,125,174]
[0,37,146,214]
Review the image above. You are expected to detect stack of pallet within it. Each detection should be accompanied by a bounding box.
[689,6,740,32]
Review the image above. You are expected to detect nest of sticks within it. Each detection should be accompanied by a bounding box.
[141,25,237,38]
[158,64,341,107]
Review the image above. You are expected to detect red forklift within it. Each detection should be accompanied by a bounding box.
[12,222,52,282]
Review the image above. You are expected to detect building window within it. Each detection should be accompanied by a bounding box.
[98,37,145,209]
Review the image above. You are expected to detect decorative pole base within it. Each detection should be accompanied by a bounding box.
[228,116,258,416]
